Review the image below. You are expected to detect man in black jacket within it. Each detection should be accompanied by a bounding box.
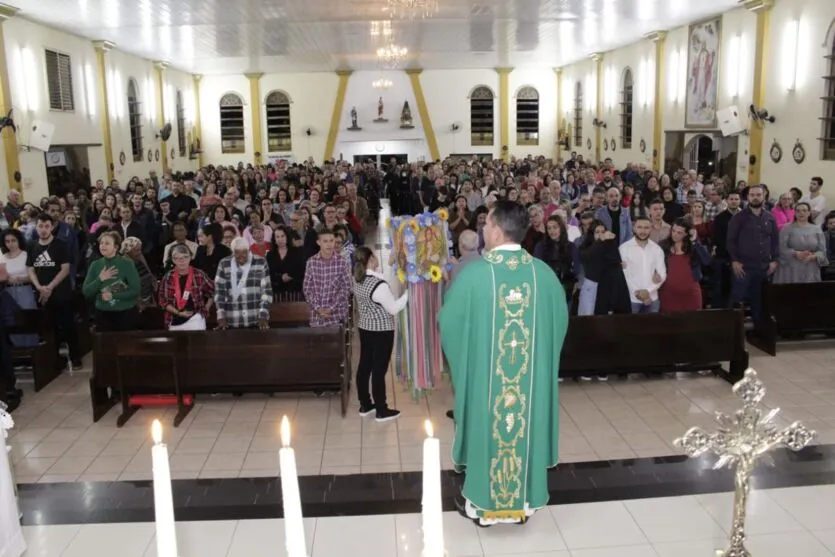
[709,190,741,308]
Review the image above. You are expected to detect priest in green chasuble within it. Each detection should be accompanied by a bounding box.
[439,200,568,527]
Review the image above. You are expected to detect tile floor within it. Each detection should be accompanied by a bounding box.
[16,485,835,556]
[6,338,835,483]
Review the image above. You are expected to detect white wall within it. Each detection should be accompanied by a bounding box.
[4,16,103,200]
[334,70,428,161]
[560,58,597,162]
[198,73,253,167]
[259,72,337,162]
[761,0,835,192]
[508,68,558,159]
[422,69,499,158]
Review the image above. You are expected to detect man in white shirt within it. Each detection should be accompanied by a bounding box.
[619,216,667,314]
[800,176,826,225]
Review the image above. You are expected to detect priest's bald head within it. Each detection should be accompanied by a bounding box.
[484,200,529,251]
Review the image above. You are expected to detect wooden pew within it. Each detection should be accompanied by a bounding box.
[89,301,350,425]
[560,309,748,384]
[6,310,59,392]
[749,282,835,356]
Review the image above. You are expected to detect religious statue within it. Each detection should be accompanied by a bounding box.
[374,96,388,123]
[399,100,414,129]
[347,106,361,131]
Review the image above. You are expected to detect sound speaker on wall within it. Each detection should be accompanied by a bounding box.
[717,106,746,137]
[29,120,55,151]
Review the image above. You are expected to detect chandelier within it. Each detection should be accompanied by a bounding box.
[385,0,439,19]
[372,78,393,90]
[376,43,408,68]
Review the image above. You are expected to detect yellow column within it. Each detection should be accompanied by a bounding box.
[744,0,773,184]
[591,53,603,162]
[245,73,264,165]
[646,31,668,172]
[324,70,351,162]
[93,40,115,182]
[406,69,440,161]
[554,68,563,162]
[0,5,20,194]
[496,67,513,161]
[154,61,168,173]
[192,74,202,168]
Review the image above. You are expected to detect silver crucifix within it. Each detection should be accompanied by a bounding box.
[673,368,816,557]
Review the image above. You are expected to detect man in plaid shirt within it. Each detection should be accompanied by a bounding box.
[303,229,351,327]
[215,237,273,330]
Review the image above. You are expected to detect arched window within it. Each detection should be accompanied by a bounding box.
[176,90,186,157]
[127,78,143,162]
[620,68,634,149]
[219,93,245,154]
[573,81,583,148]
[515,86,539,146]
[265,90,292,152]
[823,37,835,160]
[469,86,494,146]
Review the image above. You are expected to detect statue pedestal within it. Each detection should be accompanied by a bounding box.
[373,118,388,123]
[399,123,415,129]
[347,125,363,131]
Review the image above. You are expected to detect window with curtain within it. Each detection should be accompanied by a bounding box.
[219,93,245,154]
[176,90,187,157]
[127,78,143,162]
[265,90,292,151]
[620,68,634,149]
[469,86,494,146]
[573,81,583,148]
[823,39,835,161]
[515,86,539,146]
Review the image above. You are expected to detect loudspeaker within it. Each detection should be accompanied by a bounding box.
[29,120,55,151]
[717,106,746,137]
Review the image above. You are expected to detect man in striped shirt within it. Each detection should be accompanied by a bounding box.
[215,237,273,330]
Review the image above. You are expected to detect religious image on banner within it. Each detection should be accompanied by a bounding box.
[685,17,721,128]
[386,209,453,394]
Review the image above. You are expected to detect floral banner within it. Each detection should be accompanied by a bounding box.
[388,209,453,285]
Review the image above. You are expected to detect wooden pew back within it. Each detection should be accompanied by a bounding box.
[755,282,835,355]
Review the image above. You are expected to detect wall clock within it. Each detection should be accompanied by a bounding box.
[769,140,783,163]
[119,151,126,165]
[603,139,609,151]
[147,149,153,162]
[639,138,646,153]
[792,140,805,164]
[611,138,617,151]
[586,138,592,150]
[155,149,160,162]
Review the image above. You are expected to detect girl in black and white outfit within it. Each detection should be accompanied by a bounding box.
[352,246,408,422]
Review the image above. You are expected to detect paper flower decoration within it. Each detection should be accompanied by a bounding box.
[409,220,419,233]
[397,268,406,284]
[437,208,449,222]
[406,263,417,275]
[429,265,443,283]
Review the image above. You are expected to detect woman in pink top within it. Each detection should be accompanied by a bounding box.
[771,192,795,230]
[199,183,223,209]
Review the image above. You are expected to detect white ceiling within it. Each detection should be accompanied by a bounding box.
[9,0,739,74]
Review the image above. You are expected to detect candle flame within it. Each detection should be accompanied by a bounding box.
[151,419,163,444]
[425,419,434,438]
[280,415,291,447]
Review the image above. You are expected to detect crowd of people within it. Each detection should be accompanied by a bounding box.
[0,154,830,410]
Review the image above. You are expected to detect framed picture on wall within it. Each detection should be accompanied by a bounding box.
[685,17,722,128]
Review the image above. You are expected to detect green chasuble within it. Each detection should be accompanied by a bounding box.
[438,247,568,522]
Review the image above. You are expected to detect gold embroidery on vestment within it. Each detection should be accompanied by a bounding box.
[489,277,533,511]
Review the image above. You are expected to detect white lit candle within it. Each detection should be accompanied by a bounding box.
[422,420,445,557]
[279,416,307,557]
[151,420,178,557]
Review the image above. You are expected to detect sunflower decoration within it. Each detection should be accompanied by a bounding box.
[396,268,406,284]
[408,219,420,233]
[437,208,449,222]
[429,265,443,283]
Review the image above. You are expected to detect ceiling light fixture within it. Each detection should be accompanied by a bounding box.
[372,78,393,90]
[385,0,439,20]
[377,43,408,68]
